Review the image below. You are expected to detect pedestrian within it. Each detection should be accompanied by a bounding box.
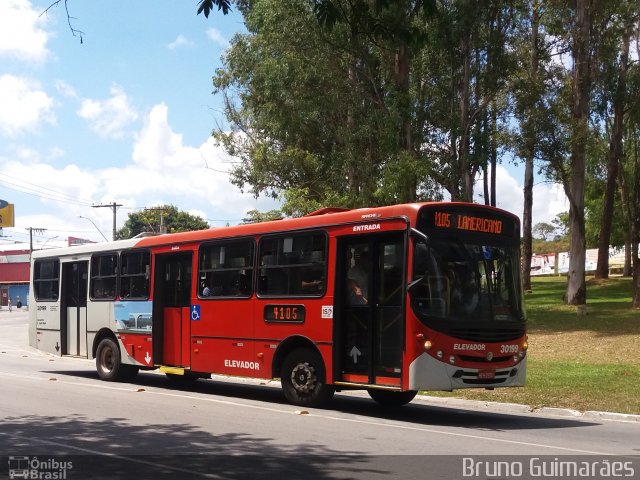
[16,296,22,309]
[8,297,12,312]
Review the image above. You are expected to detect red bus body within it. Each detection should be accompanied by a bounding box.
[29,202,527,407]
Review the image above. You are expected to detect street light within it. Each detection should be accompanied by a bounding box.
[78,216,109,242]
[39,235,59,249]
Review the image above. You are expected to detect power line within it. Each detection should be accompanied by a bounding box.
[0,172,95,205]
[0,179,96,206]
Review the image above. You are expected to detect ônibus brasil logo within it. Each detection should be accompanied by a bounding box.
[8,456,73,479]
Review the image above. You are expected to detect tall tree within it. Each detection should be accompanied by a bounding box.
[594,5,635,278]
[515,0,544,292]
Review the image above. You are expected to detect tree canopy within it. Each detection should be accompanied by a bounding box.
[116,205,210,239]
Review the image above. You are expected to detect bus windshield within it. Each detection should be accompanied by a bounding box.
[411,238,524,326]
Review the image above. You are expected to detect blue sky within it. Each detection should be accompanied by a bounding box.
[0,0,566,249]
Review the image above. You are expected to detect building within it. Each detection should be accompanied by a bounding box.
[0,248,30,308]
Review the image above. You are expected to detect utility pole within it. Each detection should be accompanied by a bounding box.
[26,227,47,255]
[144,207,168,234]
[92,202,122,241]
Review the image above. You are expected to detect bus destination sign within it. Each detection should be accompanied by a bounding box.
[264,305,305,323]
[434,211,503,235]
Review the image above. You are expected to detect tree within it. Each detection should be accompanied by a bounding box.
[116,205,209,239]
[591,1,636,279]
[532,222,555,241]
[242,209,283,223]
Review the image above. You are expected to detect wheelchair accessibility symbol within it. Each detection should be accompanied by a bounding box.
[191,304,201,321]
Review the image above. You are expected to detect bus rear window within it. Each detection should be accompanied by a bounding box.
[34,259,60,301]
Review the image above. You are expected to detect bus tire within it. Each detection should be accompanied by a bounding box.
[368,389,417,407]
[96,337,137,382]
[281,348,334,408]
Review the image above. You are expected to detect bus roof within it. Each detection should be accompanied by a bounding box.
[31,202,519,259]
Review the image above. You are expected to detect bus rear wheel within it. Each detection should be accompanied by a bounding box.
[281,348,334,408]
[368,389,417,407]
[96,337,138,382]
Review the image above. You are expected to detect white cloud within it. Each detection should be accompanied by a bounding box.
[0,74,55,136]
[478,165,568,227]
[0,0,50,63]
[0,103,278,240]
[54,80,78,98]
[168,34,195,50]
[206,28,230,48]
[77,85,138,139]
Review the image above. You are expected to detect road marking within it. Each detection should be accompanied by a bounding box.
[0,370,623,456]
[0,432,223,479]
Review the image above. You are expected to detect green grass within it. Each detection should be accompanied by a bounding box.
[427,276,640,415]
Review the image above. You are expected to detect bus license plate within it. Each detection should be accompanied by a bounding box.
[478,370,495,380]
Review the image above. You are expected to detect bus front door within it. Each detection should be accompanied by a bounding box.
[336,233,405,387]
[153,253,192,368]
[61,261,88,357]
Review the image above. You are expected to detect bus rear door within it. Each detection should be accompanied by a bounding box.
[335,232,406,388]
[152,252,192,368]
[60,261,88,357]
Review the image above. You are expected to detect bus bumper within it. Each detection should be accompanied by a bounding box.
[408,353,527,391]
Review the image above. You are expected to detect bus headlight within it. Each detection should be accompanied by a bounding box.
[424,340,432,351]
[449,355,456,365]
[522,336,529,351]
[436,350,444,359]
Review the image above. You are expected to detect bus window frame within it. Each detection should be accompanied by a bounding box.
[257,229,328,299]
[89,251,119,302]
[33,258,60,302]
[197,237,255,300]
[119,248,151,301]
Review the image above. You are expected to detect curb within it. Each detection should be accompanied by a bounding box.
[417,394,640,423]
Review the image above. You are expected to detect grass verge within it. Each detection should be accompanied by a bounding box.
[427,276,640,415]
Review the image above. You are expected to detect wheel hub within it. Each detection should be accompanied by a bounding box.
[291,362,317,394]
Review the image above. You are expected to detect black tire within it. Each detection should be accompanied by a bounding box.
[96,337,138,382]
[368,389,417,407]
[281,348,334,407]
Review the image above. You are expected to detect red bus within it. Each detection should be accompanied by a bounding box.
[29,202,527,407]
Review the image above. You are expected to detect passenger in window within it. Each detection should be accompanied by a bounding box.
[347,278,367,305]
[301,269,323,293]
[201,282,211,296]
[347,250,369,302]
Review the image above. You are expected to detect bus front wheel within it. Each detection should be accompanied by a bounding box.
[96,337,138,382]
[368,389,417,407]
[281,348,334,408]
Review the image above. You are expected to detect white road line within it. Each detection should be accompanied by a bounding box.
[0,370,620,456]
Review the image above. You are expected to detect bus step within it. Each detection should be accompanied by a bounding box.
[159,366,186,376]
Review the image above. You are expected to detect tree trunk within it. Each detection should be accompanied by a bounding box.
[490,106,497,207]
[595,26,629,279]
[521,0,539,293]
[458,24,473,202]
[566,0,590,306]
[633,240,640,309]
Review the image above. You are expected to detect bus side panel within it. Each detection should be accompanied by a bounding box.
[32,301,62,355]
[191,337,260,376]
[86,301,113,360]
[191,299,254,375]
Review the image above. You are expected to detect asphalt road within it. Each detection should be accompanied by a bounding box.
[0,309,638,479]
